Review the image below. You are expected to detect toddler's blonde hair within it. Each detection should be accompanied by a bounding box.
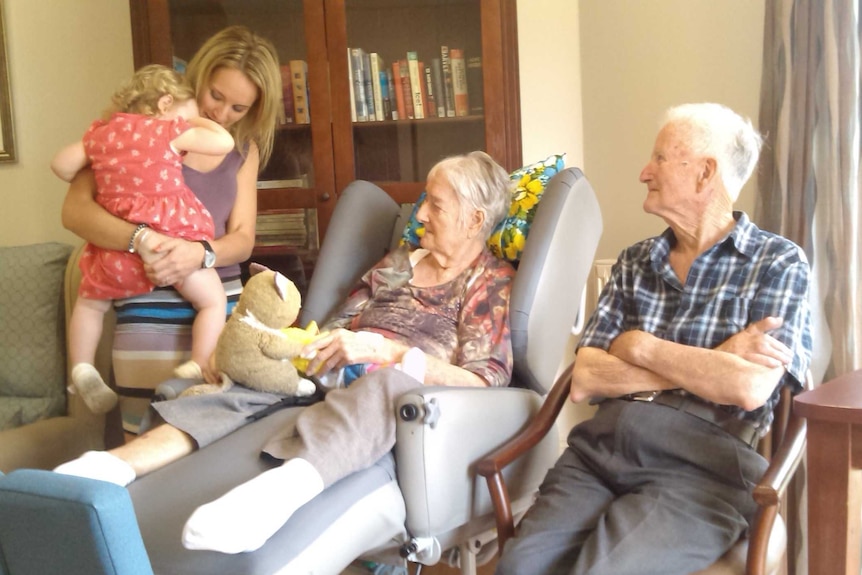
[105,64,194,119]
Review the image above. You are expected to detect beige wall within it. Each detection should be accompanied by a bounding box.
[517,0,583,169]
[0,0,132,247]
[579,0,765,261]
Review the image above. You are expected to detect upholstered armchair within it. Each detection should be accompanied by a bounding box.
[0,243,115,473]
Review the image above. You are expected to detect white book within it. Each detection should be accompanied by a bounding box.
[369,52,385,122]
[406,51,425,119]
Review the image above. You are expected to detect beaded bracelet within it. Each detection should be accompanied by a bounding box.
[128,223,149,253]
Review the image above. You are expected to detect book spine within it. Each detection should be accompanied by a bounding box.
[423,64,437,118]
[392,61,406,120]
[369,53,385,122]
[386,69,398,120]
[466,55,484,115]
[350,48,368,122]
[450,49,469,117]
[279,64,295,124]
[346,48,356,122]
[398,58,414,119]
[431,58,445,118]
[406,51,425,119]
[361,50,376,121]
[289,59,310,124]
[440,45,456,118]
[379,70,392,121]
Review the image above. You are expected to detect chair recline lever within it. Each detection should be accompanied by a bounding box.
[398,398,440,429]
[399,536,441,564]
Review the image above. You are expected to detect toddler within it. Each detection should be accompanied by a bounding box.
[52,65,234,414]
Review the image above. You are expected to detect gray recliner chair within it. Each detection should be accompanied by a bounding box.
[126,167,603,574]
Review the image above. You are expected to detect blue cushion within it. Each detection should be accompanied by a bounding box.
[0,469,153,575]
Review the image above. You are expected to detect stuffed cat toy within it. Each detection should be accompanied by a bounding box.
[180,265,318,398]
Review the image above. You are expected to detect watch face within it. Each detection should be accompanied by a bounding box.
[201,242,216,269]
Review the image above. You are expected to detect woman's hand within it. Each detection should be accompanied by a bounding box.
[143,235,206,287]
[302,329,404,376]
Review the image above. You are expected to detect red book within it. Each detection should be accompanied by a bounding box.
[279,64,295,123]
[398,58,414,119]
[450,49,469,117]
[391,61,406,121]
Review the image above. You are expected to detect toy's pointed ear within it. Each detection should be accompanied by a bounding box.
[249,262,271,276]
[274,271,291,301]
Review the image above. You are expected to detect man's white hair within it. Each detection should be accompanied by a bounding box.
[663,103,763,202]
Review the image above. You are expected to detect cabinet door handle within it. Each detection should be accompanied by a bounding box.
[320,192,331,202]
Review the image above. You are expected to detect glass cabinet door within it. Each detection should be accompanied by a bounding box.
[159,0,335,286]
[168,0,316,191]
[326,0,519,204]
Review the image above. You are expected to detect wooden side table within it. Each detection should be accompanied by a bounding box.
[794,369,862,575]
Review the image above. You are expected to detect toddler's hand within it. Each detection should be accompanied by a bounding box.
[137,229,169,265]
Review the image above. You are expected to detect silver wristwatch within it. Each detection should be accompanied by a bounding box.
[199,240,216,269]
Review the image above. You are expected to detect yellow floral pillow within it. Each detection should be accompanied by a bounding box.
[400,153,567,263]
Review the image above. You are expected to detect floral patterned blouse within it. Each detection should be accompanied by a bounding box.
[323,245,516,387]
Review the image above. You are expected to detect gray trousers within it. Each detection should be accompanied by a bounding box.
[496,399,768,575]
[262,367,419,486]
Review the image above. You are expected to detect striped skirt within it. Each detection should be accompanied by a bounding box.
[111,275,242,433]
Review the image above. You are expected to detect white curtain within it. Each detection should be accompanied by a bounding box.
[758,0,859,380]
[757,2,861,573]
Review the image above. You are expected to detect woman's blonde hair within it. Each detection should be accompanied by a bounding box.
[105,64,194,119]
[185,25,283,169]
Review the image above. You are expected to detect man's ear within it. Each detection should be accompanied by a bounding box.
[698,157,718,189]
[157,94,174,114]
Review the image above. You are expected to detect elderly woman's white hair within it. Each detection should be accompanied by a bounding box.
[427,151,513,240]
[663,103,763,202]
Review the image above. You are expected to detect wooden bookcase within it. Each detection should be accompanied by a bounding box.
[128,0,521,253]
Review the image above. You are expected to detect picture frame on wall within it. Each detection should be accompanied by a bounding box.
[0,0,16,164]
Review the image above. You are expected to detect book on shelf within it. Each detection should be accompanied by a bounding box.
[396,58,414,119]
[379,69,392,121]
[391,61,405,120]
[450,48,469,117]
[423,63,437,118]
[466,55,484,115]
[430,58,445,118]
[440,45,456,118]
[289,60,310,124]
[254,208,319,251]
[279,64,295,124]
[346,48,356,122]
[369,52,386,122]
[386,68,398,120]
[350,48,368,122]
[361,50,376,121]
[256,173,310,190]
[406,51,425,119]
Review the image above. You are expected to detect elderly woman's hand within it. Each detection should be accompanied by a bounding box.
[143,235,206,287]
[302,328,404,376]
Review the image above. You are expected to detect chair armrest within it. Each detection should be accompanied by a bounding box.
[475,363,573,553]
[745,412,806,575]
[394,384,559,556]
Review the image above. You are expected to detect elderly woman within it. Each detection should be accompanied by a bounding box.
[58,151,516,554]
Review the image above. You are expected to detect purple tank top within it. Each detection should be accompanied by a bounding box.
[182,150,244,279]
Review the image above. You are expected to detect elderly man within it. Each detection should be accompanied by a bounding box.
[496,103,812,575]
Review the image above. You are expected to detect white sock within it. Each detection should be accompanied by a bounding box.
[397,347,426,384]
[70,363,118,414]
[54,451,136,487]
[182,458,324,554]
[174,360,203,380]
